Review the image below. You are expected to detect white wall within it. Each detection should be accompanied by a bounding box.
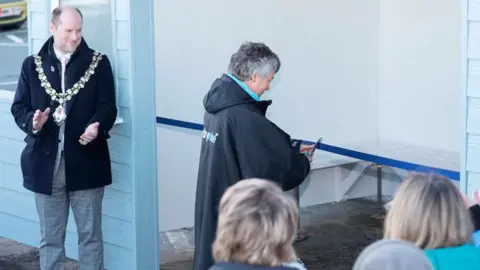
[154,0,462,231]
[155,0,380,146]
[154,0,380,231]
[378,0,461,153]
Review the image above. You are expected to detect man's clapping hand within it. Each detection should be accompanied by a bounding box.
[79,122,100,145]
[32,108,51,131]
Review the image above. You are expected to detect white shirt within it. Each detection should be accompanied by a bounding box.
[53,44,72,175]
[32,44,74,176]
[53,44,72,95]
[32,45,72,132]
[53,44,72,68]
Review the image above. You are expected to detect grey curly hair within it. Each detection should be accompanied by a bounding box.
[227,42,281,81]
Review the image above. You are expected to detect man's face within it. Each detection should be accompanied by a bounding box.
[247,72,275,97]
[50,12,82,53]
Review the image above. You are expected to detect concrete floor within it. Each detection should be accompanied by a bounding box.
[0,198,386,270]
[160,198,385,270]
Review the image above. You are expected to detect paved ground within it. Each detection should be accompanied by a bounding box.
[160,198,385,270]
[0,198,386,270]
[0,22,28,92]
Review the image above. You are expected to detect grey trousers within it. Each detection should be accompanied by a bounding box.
[35,156,105,270]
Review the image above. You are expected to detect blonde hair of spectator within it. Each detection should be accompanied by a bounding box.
[212,178,299,266]
[384,173,474,249]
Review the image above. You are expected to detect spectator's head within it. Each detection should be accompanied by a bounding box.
[384,173,474,249]
[353,239,433,270]
[212,178,298,266]
[227,42,281,97]
[50,6,83,53]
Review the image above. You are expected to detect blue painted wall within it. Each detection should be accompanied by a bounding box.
[0,0,54,251]
[0,0,159,269]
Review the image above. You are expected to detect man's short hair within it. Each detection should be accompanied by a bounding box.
[51,6,83,26]
[212,178,299,266]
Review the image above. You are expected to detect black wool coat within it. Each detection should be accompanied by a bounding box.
[10,36,117,195]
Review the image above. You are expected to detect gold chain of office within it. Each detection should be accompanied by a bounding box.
[33,51,103,105]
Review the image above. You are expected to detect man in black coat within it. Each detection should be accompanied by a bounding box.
[10,6,116,270]
[193,42,313,270]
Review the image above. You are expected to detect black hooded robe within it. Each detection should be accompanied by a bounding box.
[193,74,311,270]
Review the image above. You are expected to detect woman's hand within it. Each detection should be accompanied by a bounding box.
[462,190,480,207]
[300,144,315,162]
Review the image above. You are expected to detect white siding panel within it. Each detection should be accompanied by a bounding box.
[116,21,130,50]
[465,0,480,197]
[110,162,132,192]
[469,0,480,21]
[117,78,131,107]
[115,0,129,20]
[467,134,480,173]
[30,13,48,38]
[467,98,480,134]
[467,171,480,194]
[31,38,46,53]
[468,60,480,97]
[108,134,131,165]
[29,0,45,12]
[116,49,130,79]
[468,22,480,59]
[111,106,131,136]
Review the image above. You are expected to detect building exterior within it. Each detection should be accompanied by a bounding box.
[0,0,478,269]
[462,0,480,202]
[0,0,158,269]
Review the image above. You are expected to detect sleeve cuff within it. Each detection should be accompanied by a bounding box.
[469,204,480,231]
[291,139,302,151]
[473,230,480,247]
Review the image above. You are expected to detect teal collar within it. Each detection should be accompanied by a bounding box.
[225,73,260,101]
